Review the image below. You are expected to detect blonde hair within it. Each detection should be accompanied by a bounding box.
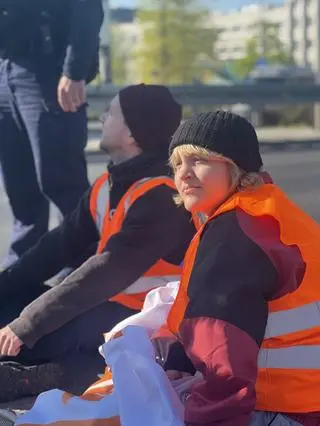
[170,144,264,206]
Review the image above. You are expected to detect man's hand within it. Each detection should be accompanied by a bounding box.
[0,326,23,356]
[57,76,86,113]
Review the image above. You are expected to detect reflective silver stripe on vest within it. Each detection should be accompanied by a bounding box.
[123,176,172,213]
[123,275,181,294]
[264,301,320,339]
[258,345,320,369]
[95,179,110,234]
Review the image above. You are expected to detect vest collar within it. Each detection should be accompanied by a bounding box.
[108,152,170,184]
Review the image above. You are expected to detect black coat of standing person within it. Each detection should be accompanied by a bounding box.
[0,0,104,269]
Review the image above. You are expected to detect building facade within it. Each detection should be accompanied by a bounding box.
[287,0,320,70]
[103,1,320,83]
[213,4,287,61]
[213,0,320,71]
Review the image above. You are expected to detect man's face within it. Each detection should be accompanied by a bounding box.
[100,95,129,153]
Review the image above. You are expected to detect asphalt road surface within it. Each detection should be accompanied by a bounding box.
[0,150,319,262]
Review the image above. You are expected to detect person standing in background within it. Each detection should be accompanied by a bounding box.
[0,0,104,273]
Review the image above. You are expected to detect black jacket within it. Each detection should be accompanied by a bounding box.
[0,0,103,82]
[1,153,196,348]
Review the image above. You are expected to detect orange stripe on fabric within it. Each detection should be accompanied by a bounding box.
[18,417,121,426]
[62,392,108,402]
[110,292,146,310]
[83,370,113,397]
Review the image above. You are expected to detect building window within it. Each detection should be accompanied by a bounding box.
[291,18,298,29]
[292,40,298,50]
[306,16,312,27]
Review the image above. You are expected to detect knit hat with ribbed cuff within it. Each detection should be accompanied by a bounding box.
[119,84,182,153]
[169,110,263,172]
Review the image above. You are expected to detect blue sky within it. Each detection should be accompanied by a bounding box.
[111,0,283,11]
[214,0,283,10]
[215,0,283,10]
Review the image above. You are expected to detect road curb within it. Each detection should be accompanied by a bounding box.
[85,139,320,161]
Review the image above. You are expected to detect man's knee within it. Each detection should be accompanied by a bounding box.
[29,307,106,361]
[21,302,135,364]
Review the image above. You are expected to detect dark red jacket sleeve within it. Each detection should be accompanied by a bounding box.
[181,318,259,426]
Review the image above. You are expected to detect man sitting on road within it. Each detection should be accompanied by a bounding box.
[0,84,196,402]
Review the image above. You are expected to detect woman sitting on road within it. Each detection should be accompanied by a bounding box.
[164,110,320,426]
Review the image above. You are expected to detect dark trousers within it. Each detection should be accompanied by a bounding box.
[0,288,137,391]
[0,58,90,268]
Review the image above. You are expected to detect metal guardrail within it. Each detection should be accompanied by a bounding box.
[87,83,320,109]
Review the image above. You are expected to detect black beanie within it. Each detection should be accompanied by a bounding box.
[169,110,263,173]
[119,84,182,152]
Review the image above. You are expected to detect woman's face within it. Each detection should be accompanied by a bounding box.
[173,149,232,215]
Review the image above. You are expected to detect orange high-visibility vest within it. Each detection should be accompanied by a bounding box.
[90,172,182,310]
[167,184,320,413]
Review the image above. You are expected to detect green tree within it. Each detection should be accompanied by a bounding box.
[233,21,294,78]
[136,0,219,84]
[111,26,131,85]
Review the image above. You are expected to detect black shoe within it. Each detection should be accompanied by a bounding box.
[0,362,66,403]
